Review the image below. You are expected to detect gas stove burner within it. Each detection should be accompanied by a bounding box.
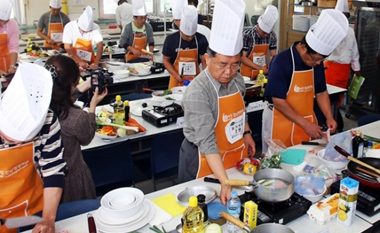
[142,103,184,127]
[239,191,312,225]
[153,103,182,115]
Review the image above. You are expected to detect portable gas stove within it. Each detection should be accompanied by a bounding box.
[142,102,184,127]
[238,191,312,225]
[331,179,380,217]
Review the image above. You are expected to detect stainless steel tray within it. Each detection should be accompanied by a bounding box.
[176,186,218,206]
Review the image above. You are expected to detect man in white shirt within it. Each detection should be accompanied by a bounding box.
[116,0,133,32]
[62,6,103,69]
[324,0,360,132]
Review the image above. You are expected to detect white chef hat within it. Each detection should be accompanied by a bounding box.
[306,9,348,56]
[335,0,349,13]
[180,6,198,36]
[209,0,245,56]
[257,5,278,34]
[132,0,147,16]
[0,63,53,141]
[0,0,12,21]
[49,0,62,9]
[171,0,187,20]
[78,6,94,32]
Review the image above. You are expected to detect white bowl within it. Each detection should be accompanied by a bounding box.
[302,185,327,203]
[112,69,130,79]
[151,90,166,102]
[171,86,187,94]
[100,188,144,219]
[134,63,151,75]
[95,130,117,140]
[106,61,125,71]
[318,149,349,170]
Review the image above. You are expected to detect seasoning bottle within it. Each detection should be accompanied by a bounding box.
[113,95,124,125]
[352,131,365,158]
[124,100,130,122]
[182,196,204,233]
[197,194,209,226]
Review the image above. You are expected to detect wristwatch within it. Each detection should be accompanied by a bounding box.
[243,130,252,136]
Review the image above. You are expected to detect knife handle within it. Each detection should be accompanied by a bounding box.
[301,141,320,146]
[88,213,96,233]
[203,177,221,184]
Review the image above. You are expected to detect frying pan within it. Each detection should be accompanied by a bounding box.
[221,211,295,233]
[225,168,294,203]
[245,84,261,96]
[347,157,380,189]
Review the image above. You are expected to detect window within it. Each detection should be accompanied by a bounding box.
[98,0,155,20]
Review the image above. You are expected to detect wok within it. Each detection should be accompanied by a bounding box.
[221,211,295,233]
[225,168,294,203]
[347,157,380,189]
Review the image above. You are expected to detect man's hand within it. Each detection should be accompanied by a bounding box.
[220,183,232,206]
[32,219,55,233]
[303,121,323,139]
[244,134,256,157]
[326,117,338,134]
[130,47,142,56]
[46,38,54,45]
[78,60,89,69]
[89,63,98,70]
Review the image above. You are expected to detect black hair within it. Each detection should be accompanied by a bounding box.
[300,36,328,58]
[188,0,199,7]
[118,0,127,5]
[206,46,243,58]
[46,55,80,120]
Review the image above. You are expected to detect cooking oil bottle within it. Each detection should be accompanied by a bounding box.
[256,70,266,86]
[182,196,204,233]
[113,95,125,125]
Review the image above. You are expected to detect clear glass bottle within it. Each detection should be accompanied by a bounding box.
[113,95,125,125]
[227,191,241,233]
[182,196,204,233]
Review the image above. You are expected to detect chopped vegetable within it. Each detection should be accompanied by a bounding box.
[117,128,127,137]
[205,223,222,233]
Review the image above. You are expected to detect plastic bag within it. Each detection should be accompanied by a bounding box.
[323,131,352,162]
[260,139,286,169]
[294,174,325,196]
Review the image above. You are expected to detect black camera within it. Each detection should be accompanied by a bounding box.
[90,69,113,94]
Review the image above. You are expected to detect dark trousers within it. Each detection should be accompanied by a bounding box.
[178,138,199,183]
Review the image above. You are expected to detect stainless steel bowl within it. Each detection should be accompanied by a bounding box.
[176,186,217,206]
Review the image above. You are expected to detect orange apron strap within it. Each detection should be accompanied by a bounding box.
[0,33,10,73]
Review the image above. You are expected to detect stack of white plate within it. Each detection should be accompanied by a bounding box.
[94,188,155,232]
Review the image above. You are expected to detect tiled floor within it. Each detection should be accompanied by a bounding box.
[134,106,359,195]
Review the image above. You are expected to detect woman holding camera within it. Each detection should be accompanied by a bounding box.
[46,55,107,202]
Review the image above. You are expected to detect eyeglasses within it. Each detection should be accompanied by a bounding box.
[308,53,325,63]
[210,57,241,71]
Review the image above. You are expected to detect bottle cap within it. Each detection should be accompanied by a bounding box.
[356,131,361,136]
[115,95,121,101]
[197,194,206,203]
[230,191,238,198]
[189,196,198,207]
[183,80,191,86]
[124,100,129,106]
[259,70,264,75]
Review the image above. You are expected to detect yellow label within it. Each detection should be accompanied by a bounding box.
[316,193,340,215]
[243,201,258,229]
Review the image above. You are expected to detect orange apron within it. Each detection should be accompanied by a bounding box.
[126,31,147,62]
[240,43,269,79]
[0,143,44,233]
[272,47,316,147]
[0,28,10,74]
[324,60,351,107]
[74,38,95,63]
[43,13,64,50]
[197,74,248,178]
[168,36,200,89]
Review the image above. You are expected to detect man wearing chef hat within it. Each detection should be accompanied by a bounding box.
[119,0,155,62]
[171,0,187,29]
[163,5,208,89]
[37,0,70,50]
[262,9,349,152]
[241,5,278,79]
[62,6,103,70]
[324,0,360,132]
[0,63,67,233]
[0,0,19,75]
[179,0,256,205]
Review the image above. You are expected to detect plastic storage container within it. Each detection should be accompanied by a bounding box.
[293,15,310,32]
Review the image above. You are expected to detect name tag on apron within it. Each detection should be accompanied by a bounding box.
[225,114,244,144]
[252,53,266,67]
[51,32,63,42]
[77,50,92,62]
[179,62,196,76]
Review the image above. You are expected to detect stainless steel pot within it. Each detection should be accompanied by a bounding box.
[221,212,295,233]
[225,168,294,203]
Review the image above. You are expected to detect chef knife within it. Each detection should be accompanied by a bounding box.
[180,64,185,80]
[0,216,43,229]
[301,141,327,146]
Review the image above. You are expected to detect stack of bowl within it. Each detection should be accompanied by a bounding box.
[94,188,155,232]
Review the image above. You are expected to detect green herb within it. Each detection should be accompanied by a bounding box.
[149,225,168,233]
[165,97,175,101]
[163,89,172,96]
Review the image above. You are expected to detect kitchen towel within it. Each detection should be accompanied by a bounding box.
[152,194,186,217]
[281,149,306,165]
[147,199,172,227]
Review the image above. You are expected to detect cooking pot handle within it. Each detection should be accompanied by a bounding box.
[221,211,251,233]
[224,179,258,188]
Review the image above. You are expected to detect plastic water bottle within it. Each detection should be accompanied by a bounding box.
[113,95,125,125]
[227,191,241,233]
